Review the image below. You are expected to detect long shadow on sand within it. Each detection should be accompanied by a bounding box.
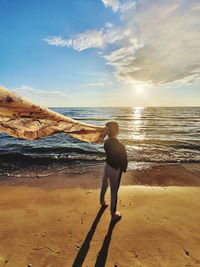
[94,219,120,267]
[72,206,107,267]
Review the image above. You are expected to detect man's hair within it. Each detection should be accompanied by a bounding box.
[105,121,119,137]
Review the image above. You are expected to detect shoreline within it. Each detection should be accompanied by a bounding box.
[0,163,200,188]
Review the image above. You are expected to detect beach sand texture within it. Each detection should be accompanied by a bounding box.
[0,164,200,267]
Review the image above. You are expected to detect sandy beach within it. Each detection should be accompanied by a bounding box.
[0,163,200,267]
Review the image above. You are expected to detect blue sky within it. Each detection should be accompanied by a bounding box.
[0,0,200,107]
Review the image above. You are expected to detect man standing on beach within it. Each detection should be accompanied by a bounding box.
[100,121,128,221]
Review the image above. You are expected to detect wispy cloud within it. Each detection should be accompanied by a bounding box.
[13,85,68,97]
[44,26,124,52]
[12,85,70,107]
[44,30,104,51]
[82,81,113,87]
[44,0,200,85]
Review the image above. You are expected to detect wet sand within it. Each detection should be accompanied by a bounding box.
[0,163,200,267]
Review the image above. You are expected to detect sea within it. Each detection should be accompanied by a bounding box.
[0,107,200,177]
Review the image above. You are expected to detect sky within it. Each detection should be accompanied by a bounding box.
[0,0,199,107]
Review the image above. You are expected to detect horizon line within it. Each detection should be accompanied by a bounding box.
[47,106,200,108]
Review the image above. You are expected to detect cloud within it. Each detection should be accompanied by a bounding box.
[83,81,113,87]
[12,85,70,107]
[101,0,136,13]
[104,0,200,85]
[45,0,200,85]
[44,26,124,51]
[101,0,121,12]
[104,22,113,28]
[13,85,68,97]
[44,31,104,51]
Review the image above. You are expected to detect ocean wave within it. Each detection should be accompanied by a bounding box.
[0,150,199,165]
[21,146,103,155]
[171,143,200,151]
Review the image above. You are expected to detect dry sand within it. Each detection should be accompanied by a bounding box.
[0,163,200,267]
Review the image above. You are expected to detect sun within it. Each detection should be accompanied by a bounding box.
[136,84,144,94]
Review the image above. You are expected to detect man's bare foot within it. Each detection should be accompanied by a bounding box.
[100,200,109,207]
[111,211,122,221]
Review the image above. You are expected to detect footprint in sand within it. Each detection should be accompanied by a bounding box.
[42,231,46,237]
[85,191,92,195]
[68,231,73,241]
[185,249,190,256]
[80,211,87,224]
[76,243,82,251]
